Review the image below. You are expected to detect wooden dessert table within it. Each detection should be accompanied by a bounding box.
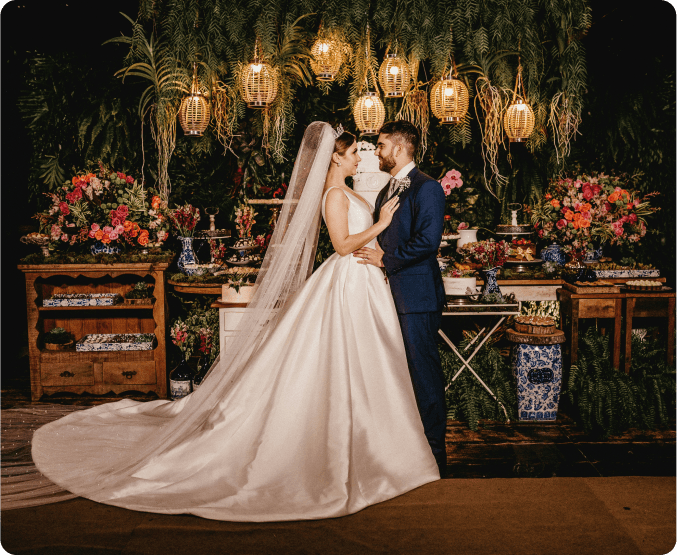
[557,287,675,374]
[19,262,171,401]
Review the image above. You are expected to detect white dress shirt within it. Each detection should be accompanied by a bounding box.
[387,161,416,197]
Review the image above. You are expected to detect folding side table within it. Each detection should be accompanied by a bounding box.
[439,300,521,423]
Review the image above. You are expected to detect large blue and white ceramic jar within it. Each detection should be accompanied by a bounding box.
[512,344,563,421]
[177,236,199,275]
[540,243,566,266]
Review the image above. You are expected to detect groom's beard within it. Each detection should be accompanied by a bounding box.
[378,152,397,174]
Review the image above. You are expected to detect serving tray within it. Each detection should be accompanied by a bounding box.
[592,269,660,278]
[76,333,156,352]
[43,293,122,307]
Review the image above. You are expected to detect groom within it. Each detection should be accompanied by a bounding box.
[353,120,447,477]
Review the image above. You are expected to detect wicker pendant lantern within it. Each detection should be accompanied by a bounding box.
[310,33,343,82]
[178,63,210,136]
[504,62,535,142]
[378,48,411,98]
[353,91,386,135]
[240,40,278,109]
[430,54,469,124]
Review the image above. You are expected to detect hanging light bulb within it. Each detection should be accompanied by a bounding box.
[430,60,469,124]
[239,40,278,109]
[504,61,535,142]
[378,49,411,98]
[354,91,385,135]
[310,31,343,82]
[178,62,210,136]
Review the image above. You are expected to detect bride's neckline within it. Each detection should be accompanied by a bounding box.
[323,186,372,211]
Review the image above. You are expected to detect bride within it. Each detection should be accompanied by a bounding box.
[31,122,440,522]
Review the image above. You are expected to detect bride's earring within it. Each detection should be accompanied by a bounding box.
[337,161,342,167]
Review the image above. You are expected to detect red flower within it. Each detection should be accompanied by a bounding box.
[116,205,129,218]
[556,219,567,230]
[59,202,70,215]
[66,187,83,203]
[117,172,126,180]
[628,213,638,224]
[582,186,594,201]
[125,175,134,184]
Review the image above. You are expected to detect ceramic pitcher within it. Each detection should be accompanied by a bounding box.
[456,229,478,249]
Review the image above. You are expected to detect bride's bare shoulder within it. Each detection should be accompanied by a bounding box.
[323,187,349,207]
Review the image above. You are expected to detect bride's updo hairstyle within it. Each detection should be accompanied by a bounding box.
[334,131,356,155]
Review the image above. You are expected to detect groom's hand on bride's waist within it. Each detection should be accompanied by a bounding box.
[353,244,384,267]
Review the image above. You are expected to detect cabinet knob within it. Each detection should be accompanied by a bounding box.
[59,371,75,378]
[121,370,137,379]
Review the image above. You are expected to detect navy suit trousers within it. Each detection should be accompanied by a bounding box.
[396,311,446,464]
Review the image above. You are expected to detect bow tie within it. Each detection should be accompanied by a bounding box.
[388,176,411,197]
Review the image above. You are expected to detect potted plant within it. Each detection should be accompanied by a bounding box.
[168,203,201,274]
[441,267,478,296]
[221,267,259,303]
[43,327,74,351]
[124,281,154,304]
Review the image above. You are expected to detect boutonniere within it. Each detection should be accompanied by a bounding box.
[396,177,411,196]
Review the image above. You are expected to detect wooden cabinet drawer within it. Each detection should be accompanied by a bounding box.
[103,361,156,385]
[579,299,618,318]
[41,363,94,386]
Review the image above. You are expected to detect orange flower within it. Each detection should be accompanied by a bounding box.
[101,234,111,244]
[124,221,134,232]
[94,230,103,240]
[138,234,149,246]
[573,212,582,221]
[608,192,620,203]
[565,210,574,221]
[580,219,590,228]
[72,176,80,185]
[580,203,591,212]
[550,199,560,208]
[572,220,580,230]
[151,195,161,210]
[621,190,630,200]
[545,193,552,200]
[627,202,634,210]
[139,229,149,237]
[84,173,94,183]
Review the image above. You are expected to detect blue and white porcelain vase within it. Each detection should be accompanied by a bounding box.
[480,267,502,301]
[177,236,198,275]
[584,244,603,262]
[540,243,566,266]
[512,344,562,421]
[90,241,121,255]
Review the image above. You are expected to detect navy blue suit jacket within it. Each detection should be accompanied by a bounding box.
[374,167,445,314]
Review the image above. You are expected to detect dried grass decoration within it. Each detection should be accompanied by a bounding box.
[504,62,535,143]
[430,74,469,124]
[310,35,343,82]
[240,40,278,109]
[378,48,411,98]
[354,92,385,136]
[178,63,210,137]
[549,91,581,161]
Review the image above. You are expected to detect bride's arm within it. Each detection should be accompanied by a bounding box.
[324,188,399,257]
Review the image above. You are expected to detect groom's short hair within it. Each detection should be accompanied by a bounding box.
[379,121,420,158]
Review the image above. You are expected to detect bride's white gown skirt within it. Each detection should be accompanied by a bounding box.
[32,191,439,522]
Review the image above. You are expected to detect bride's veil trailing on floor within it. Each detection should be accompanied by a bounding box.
[5,122,336,508]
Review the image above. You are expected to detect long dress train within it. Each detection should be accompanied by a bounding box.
[31,187,439,522]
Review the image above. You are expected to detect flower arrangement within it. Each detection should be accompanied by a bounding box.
[440,169,463,195]
[235,203,257,239]
[441,267,476,278]
[169,203,201,238]
[197,327,213,356]
[33,164,158,251]
[170,308,219,363]
[528,173,658,253]
[457,240,510,270]
[170,319,193,361]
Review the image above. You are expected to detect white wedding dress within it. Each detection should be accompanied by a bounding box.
[32,186,439,522]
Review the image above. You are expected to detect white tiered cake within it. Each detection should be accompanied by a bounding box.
[351,141,391,206]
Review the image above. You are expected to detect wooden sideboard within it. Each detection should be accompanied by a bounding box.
[19,263,171,401]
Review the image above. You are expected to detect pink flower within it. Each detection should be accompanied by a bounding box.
[114,224,125,235]
[111,217,122,227]
[90,223,100,232]
[61,234,69,242]
[614,186,622,192]
[457,222,469,230]
[88,230,96,238]
[573,202,582,212]
[440,181,452,195]
[50,224,61,240]
[581,211,591,220]
[103,226,114,235]
[582,186,594,201]
[628,213,638,224]
[633,198,640,206]
[620,215,629,224]
[574,179,583,188]
[125,175,134,184]
[109,231,119,240]
[59,202,70,216]
[556,219,567,230]
[117,205,129,217]
[592,184,602,196]
[612,221,624,236]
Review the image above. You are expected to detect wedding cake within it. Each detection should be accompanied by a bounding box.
[351,141,391,206]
